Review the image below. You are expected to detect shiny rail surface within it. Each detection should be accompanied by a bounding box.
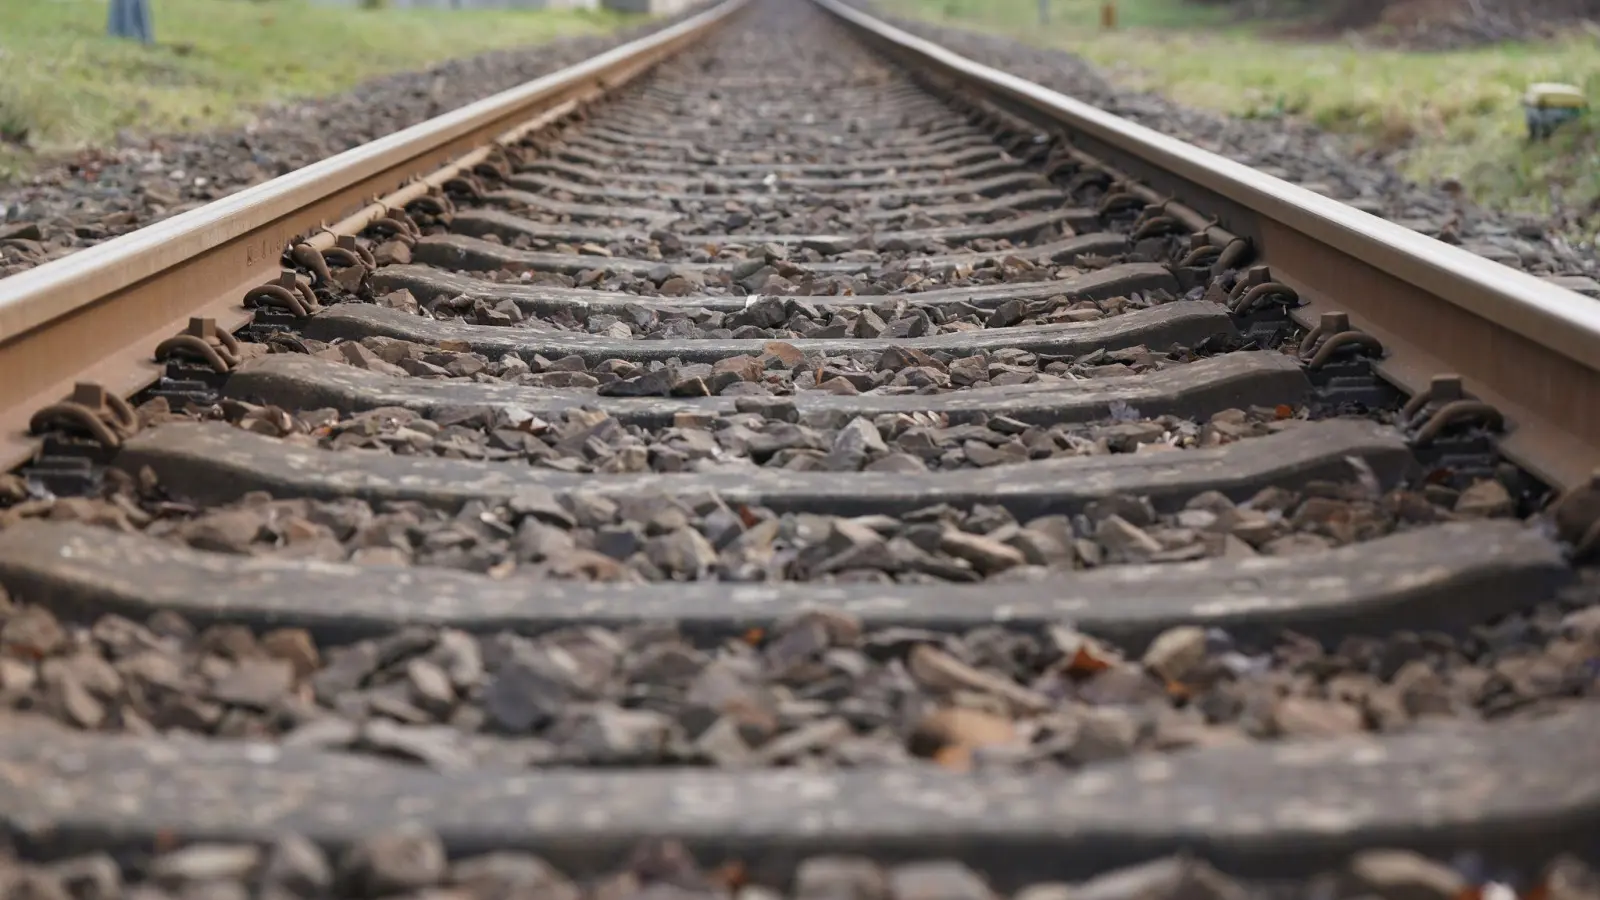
[0,0,1598,896]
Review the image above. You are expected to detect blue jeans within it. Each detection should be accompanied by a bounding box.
[108,0,154,43]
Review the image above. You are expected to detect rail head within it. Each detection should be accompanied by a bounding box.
[812,0,1600,490]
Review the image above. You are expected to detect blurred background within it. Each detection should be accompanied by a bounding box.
[878,0,1598,239]
[1,0,1595,237]
[0,0,650,181]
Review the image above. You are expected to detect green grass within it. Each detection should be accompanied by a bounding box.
[0,0,635,180]
[890,0,1233,30]
[877,0,1600,230]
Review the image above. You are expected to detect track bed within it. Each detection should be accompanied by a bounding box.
[1,1,1597,897]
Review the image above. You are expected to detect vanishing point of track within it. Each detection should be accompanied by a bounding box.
[1,0,1599,896]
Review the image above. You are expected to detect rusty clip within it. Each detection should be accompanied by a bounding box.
[1131,215,1183,240]
[1400,374,1505,448]
[1297,312,1384,370]
[1213,236,1252,273]
[407,193,455,220]
[289,242,335,285]
[1096,188,1148,217]
[244,272,320,318]
[1041,153,1083,181]
[443,173,485,199]
[472,159,513,184]
[1130,200,1185,240]
[29,383,140,449]
[153,317,241,374]
[367,213,418,248]
[506,139,541,163]
[998,132,1032,155]
[1063,167,1113,196]
[324,234,377,271]
[1179,232,1252,272]
[1226,266,1300,315]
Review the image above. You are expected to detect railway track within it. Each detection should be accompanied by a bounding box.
[1,0,1599,896]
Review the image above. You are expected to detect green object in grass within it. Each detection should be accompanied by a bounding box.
[1523,82,1586,141]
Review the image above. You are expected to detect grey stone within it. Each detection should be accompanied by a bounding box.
[795,856,888,900]
[1347,850,1467,900]
[150,845,262,885]
[209,659,294,709]
[261,834,334,897]
[1141,626,1208,683]
[450,852,578,900]
[337,827,448,896]
[887,860,994,900]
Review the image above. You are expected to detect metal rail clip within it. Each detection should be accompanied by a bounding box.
[1096,185,1148,218]
[1130,201,1185,240]
[29,383,140,450]
[1217,266,1298,347]
[443,172,485,200]
[244,272,321,318]
[473,157,514,186]
[1401,375,1505,449]
[1295,311,1396,411]
[407,193,455,223]
[325,234,378,272]
[154,317,242,375]
[366,209,420,248]
[1298,311,1382,371]
[1179,230,1251,274]
[1399,374,1507,490]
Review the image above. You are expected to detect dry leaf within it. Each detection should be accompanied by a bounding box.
[711,861,748,890]
[1066,645,1113,675]
[933,744,973,773]
[918,706,1020,771]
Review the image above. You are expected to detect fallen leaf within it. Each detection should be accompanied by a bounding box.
[711,861,748,890]
[917,706,1019,772]
[933,744,972,772]
[762,341,804,367]
[1066,645,1113,675]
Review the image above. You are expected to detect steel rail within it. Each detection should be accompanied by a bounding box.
[813,0,1600,493]
[0,0,747,472]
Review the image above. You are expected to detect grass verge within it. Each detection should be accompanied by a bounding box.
[877,0,1600,230]
[0,0,634,181]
